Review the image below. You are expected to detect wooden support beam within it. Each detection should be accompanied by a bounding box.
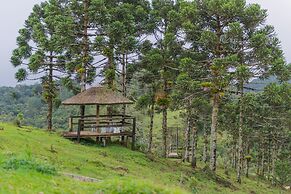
[77,119,81,143]
[69,117,73,132]
[96,105,100,132]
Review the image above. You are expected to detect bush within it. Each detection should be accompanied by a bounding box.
[13,113,24,127]
[275,160,291,186]
[3,157,57,175]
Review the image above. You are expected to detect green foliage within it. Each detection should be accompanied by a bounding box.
[3,157,57,175]
[14,113,24,127]
[0,84,77,129]
[15,68,27,82]
[136,94,152,110]
[156,97,171,107]
[274,160,291,186]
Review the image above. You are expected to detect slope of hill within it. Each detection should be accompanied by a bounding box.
[0,123,286,194]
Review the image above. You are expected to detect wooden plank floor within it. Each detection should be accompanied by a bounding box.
[63,131,132,138]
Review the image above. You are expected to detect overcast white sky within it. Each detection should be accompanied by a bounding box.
[0,0,290,86]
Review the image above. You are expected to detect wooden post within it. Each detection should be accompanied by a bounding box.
[77,119,81,143]
[121,135,125,145]
[96,137,100,143]
[131,117,136,150]
[126,136,129,147]
[96,105,100,132]
[69,117,73,132]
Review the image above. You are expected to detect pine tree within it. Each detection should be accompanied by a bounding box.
[227,3,288,183]
[11,0,74,131]
[192,0,247,172]
[147,0,183,157]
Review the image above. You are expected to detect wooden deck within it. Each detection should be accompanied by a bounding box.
[64,114,136,150]
[63,131,132,138]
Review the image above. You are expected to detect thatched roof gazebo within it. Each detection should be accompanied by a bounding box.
[62,87,133,105]
[62,86,136,150]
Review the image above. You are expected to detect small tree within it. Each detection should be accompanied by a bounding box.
[15,113,24,128]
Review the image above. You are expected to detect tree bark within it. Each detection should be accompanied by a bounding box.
[121,53,127,116]
[191,126,198,168]
[80,0,89,124]
[271,133,276,185]
[202,124,208,164]
[162,107,168,157]
[245,140,250,178]
[183,117,191,162]
[237,83,244,183]
[47,61,53,131]
[162,72,168,158]
[210,93,219,172]
[148,101,155,153]
[261,146,265,177]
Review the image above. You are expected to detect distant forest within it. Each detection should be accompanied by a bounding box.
[0,77,282,130]
[0,84,76,129]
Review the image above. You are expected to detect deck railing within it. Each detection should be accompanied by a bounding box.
[67,114,136,150]
[69,114,134,131]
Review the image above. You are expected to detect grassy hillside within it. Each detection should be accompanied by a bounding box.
[0,123,286,194]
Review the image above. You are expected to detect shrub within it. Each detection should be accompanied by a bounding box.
[3,157,57,175]
[275,160,291,186]
[13,113,24,127]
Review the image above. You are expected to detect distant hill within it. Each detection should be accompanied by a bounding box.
[245,76,290,92]
[0,84,76,129]
[0,78,289,129]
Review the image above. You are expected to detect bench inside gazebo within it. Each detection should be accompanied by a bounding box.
[62,86,136,150]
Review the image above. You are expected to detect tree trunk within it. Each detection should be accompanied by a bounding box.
[267,129,271,181]
[237,83,244,183]
[80,0,89,124]
[261,146,265,177]
[232,143,236,168]
[210,93,219,172]
[81,0,89,90]
[148,101,155,153]
[47,62,53,131]
[245,140,250,178]
[162,72,168,158]
[162,107,168,157]
[191,126,197,169]
[246,159,250,178]
[183,117,191,162]
[202,123,208,164]
[121,53,127,116]
[271,134,276,185]
[47,96,53,131]
[257,142,262,176]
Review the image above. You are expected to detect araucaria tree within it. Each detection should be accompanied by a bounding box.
[192,0,245,172]
[11,0,74,131]
[146,0,183,157]
[230,3,288,183]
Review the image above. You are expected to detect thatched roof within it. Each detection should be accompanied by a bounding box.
[62,87,133,105]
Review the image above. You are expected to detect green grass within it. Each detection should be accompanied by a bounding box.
[0,122,287,194]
